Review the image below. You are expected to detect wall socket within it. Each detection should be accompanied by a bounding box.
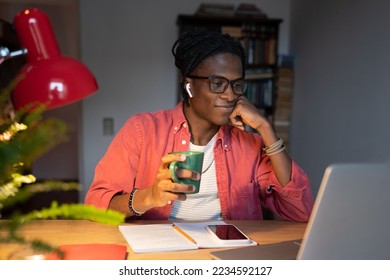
[103,117,114,136]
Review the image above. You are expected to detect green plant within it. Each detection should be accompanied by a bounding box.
[0,83,125,258]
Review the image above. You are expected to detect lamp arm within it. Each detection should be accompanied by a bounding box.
[0,46,28,64]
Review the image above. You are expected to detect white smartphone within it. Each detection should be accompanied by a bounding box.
[205,224,252,245]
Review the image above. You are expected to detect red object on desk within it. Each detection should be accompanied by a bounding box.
[45,244,127,260]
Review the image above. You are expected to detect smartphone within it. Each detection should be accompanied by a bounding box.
[206,224,252,245]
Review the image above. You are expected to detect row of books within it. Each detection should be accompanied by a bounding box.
[221,24,278,38]
[180,24,277,66]
[245,68,274,80]
[245,79,274,115]
[221,25,278,66]
[242,37,277,65]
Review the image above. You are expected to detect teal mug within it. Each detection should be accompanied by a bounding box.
[169,151,204,194]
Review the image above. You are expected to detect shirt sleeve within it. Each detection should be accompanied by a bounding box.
[258,158,314,222]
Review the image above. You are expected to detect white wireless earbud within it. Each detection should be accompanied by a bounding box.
[185,83,193,98]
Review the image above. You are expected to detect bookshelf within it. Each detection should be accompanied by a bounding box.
[176,14,283,126]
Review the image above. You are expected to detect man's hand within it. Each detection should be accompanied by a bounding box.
[229,96,270,132]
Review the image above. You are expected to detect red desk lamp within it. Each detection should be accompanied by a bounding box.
[0,8,98,110]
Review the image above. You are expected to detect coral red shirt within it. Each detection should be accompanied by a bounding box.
[85,102,313,221]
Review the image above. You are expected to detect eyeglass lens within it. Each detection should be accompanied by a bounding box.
[209,76,247,95]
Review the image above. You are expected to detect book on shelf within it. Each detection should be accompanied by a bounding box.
[245,79,274,110]
[276,88,293,96]
[275,89,292,120]
[274,109,291,120]
[277,67,294,77]
[276,67,294,94]
[246,38,254,64]
[119,221,256,253]
[265,38,277,65]
[245,68,274,80]
[196,3,235,16]
[276,91,292,102]
[275,99,291,108]
[276,77,294,87]
[239,24,278,66]
[274,120,290,127]
[245,38,273,65]
[254,38,264,64]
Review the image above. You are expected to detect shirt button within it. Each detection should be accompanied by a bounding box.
[183,123,187,128]
[181,140,186,145]
[174,126,178,130]
[224,144,228,148]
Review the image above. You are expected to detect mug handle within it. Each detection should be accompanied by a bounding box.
[169,161,179,183]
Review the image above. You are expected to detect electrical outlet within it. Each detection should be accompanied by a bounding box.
[103,117,114,136]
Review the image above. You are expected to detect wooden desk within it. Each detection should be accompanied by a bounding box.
[0,220,306,260]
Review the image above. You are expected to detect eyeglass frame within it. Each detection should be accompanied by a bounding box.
[187,75,248,96]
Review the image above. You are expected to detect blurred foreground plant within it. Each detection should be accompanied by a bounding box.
[0,83,125,258]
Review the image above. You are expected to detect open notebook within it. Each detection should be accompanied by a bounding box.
[211,161,390,260]
[119,221,256,253]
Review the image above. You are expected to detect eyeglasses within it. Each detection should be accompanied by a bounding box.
[187,75,247,96]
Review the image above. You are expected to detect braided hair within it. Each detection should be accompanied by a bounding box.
[172,31,246,103]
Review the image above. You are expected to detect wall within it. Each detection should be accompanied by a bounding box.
[289,0,390,196]
[79,0,291,200]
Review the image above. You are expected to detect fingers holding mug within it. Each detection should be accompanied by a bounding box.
[155,178,189,203]
[163,185,188,205]
[168,151,204,194]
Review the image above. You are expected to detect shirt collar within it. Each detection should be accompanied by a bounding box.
[218,125,232,151]
[172,101,189,134]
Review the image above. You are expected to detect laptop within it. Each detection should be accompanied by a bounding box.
[210,161,390,260]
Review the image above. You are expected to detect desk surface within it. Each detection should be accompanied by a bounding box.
[0,220,306,260]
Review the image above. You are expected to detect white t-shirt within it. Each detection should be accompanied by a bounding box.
[169,134,222,220]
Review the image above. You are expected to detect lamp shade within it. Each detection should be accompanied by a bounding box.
[11,8,98,110]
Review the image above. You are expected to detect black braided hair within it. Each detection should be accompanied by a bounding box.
[172,31,246,103]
